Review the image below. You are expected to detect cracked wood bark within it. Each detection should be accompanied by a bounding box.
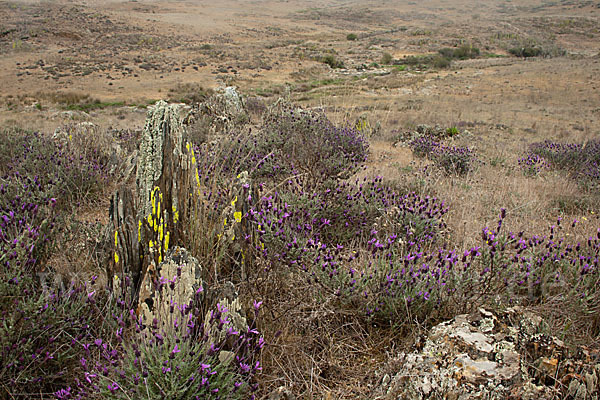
[108,101,194,304]
[107,187,144,301]
[136,100,194,239]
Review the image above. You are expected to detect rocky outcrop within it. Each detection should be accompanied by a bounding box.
[189,86,248,141]
[374,307,600,400]
[137,246,204,332]
[107,98,251,316]
[355,113,381,137]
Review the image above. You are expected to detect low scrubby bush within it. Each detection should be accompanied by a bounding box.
[468,211,600,333]
[518,153,549,176]
[193,102,369,188]
[258,102,369,184]
[3,130,109,209]
[520,139,600,190]
[432,55,451,69]
[248,177,447,261]
[401,55,431,68]
[509,46,542,58]
[438,44,480,61]
[0,275,115,399]
[319,209,600,330]
[380,52,393,65]
[506,38,565,59]
[320,54,344,69]
[434,144,477,175]
[0,129,114,277]
[71,283,264,399]
[0,181,57,275]
[409,136,477,176]
[396,45,481,71]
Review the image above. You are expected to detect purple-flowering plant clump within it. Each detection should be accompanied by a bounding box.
[580,161,600,191]
[345,243,461,322]
[246,176,448,271]
[70,275,264,400]
[184,104,371,272]
[0,128,125,398]
[432,144,477,176]
[239,173,451,325]
[456,210,600,324]
[0,130,111,277]
[192,102,369,192]
[259,102,369,184]
[409,136,440,159]
[0,123,268,399]
[522,139,600,189]
[4,131,109,208]
[518,153,549,176]
[526,140,597,171]
[262,204,600,328]
[0,181,57,275]
[0,276,115,399]
[409,136,477,176]
[334,209,600,326]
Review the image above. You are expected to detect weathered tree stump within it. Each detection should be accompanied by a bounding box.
[108,100,195,304]
[107,95,252,310]
[136,100,195,243]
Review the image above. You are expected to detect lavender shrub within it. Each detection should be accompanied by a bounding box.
[0,276,115,399]
[336,209,600,327]
[433,144,477,176]
[409,136,477,176]
[66,279,264,399]
[0,182,56,275]
[518,153,549,176]
[5,131,109,209]
[1,130,112,277]
[522,139,600,190]
[260,102,369,184]
[192,102,368,190]
[245,176,448,272]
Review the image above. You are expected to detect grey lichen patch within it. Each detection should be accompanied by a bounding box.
[205,296,248,346]
[222,86,245,117]
[374,309,528,399]
[138,246,203,333]
[374,307,600,400]
[493,340,516,360]
[193,86,248,138]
